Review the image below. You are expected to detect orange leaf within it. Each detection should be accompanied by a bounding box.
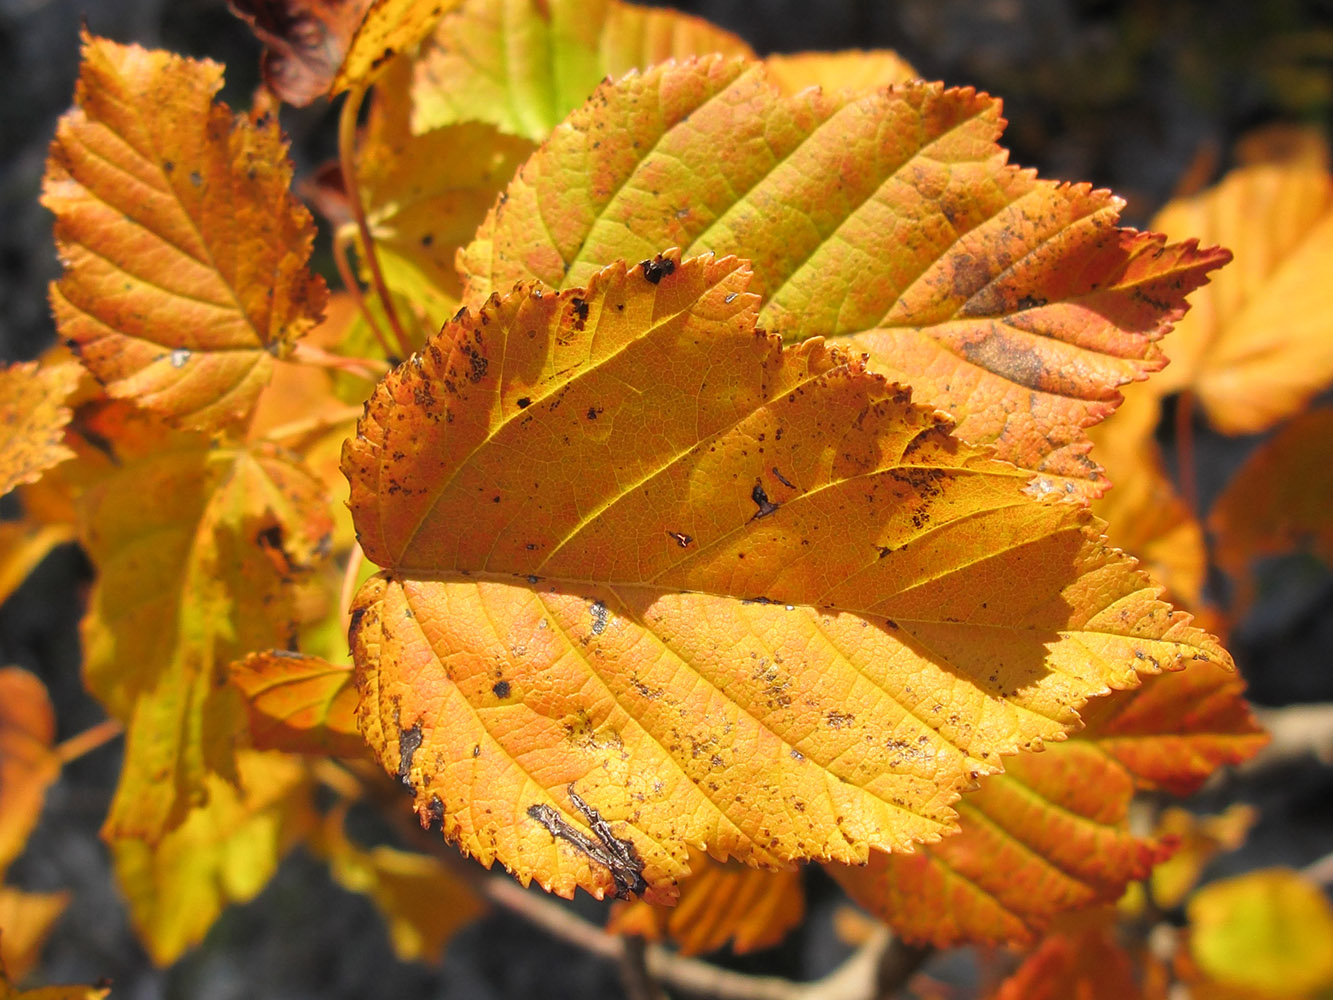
[78,409,334,841]
[460,57,1229,497]
[1080,657,1268,797]
[345,251,1228,903]
[990,925,1144,1000]
[0,888,69,983]
[0,669,59,875]
[229,0,374,106]
[332,0,460,96]
[43,33,328,433]
[833,660,1263,946]
[0,363,80,498]
[1208,406,1333,613]
[230,651,366,758]
[111,751,313,965]
[608,852,803,956]
[1149,127,1333,434]
[314,805,482,961]
[831,739,1171,947]
[764,50,919,94]
[410,0,754,140]
[1151,804,1257,910]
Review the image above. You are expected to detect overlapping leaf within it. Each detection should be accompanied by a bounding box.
[608,853,804,955]
[0,889,69,983]
[345,251,1228,903]
[831,659,1263,946]
[989,924,1144,1000]
[1208,407,1333,612]
[0,949,108,1000]
[314,806,482,961]
[0,363,80,498]
[0,669,59,873]
[333,0,461,95]
[461,56,1228,497]
[0,522,77,610]
[78,406,333,841]
[231,651,365,757]
[411,0,753,139]
[763,50,919,95]
[1149,127,1333,434]
[43,34,328,433]
[111,751,312,964]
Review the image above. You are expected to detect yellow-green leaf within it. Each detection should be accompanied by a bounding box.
[461,56,1229,497]
[43,33,328,433]
[111,751,312,965]
[345,252,1229,902]
[410,0,753,139]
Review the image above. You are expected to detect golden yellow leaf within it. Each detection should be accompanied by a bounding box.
[0,888,69,983]
[1188,868,1333,999]
[1208,406,1333,613]
[78,407,334,841]
[332,0,460,95]
[0,522,76,614]
[0,669,59,874]
[764,50,919,94]
[355,55,536,329]
[0,363,80,499]
[314,806,482,961]
[1151,804,1257,910]
[43,33,328,433]
[111,751,312,965]
[410,0,753,139]
[608,851,803,955]
[461,57,1229,498]
[1149,127,1333,434]
[345,251,1229,903]
[1089,386,1205,608]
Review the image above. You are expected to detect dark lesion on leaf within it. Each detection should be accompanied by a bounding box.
[639,254,676,284]
[527,786,648,899]
[750,481,780,520]
[397,721,423,788]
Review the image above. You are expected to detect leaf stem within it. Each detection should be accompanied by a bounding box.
[334,227,398,362]
[340,544,365,635]
[1175,389,1199,518]
[338,84,413,360]
[54,717,122,765]
[259,404,366,446]
[290,341,390,381]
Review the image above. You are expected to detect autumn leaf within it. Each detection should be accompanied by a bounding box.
[230,651,366,757]
[111,751,313,965]
[1187,868,1333,999]
[1208,406,1333,614]
[0,363,80,498]
[608,852,804,955]
[1088,386,1205,609]
[332,0,460,95]
[990,924,1144,1000]
[0,888,69,983]
[77,406,334,841]
[353,55,536,329]
[0,947,108,1000]
[43,33,328,433]
[229,0,374,105]
[832,660,1263,946]
[0,522,76,616]
[314,805,482,961]
[1151,805,1256,910]
[763,50,920,95]
[461,56,1229,497]
[410,0,753,139]
[0,669,59,874]
[1149,126,1333,434]
[345,251,1228,904]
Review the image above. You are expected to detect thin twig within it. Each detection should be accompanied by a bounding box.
[54,718,122,765]
[334,227,397,361]
[1244,703,1333,772]
[338,85,413,359]
[289,340,390,381]
[258,403,366,446]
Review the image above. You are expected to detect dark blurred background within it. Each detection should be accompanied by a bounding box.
[2,1,1331,997]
